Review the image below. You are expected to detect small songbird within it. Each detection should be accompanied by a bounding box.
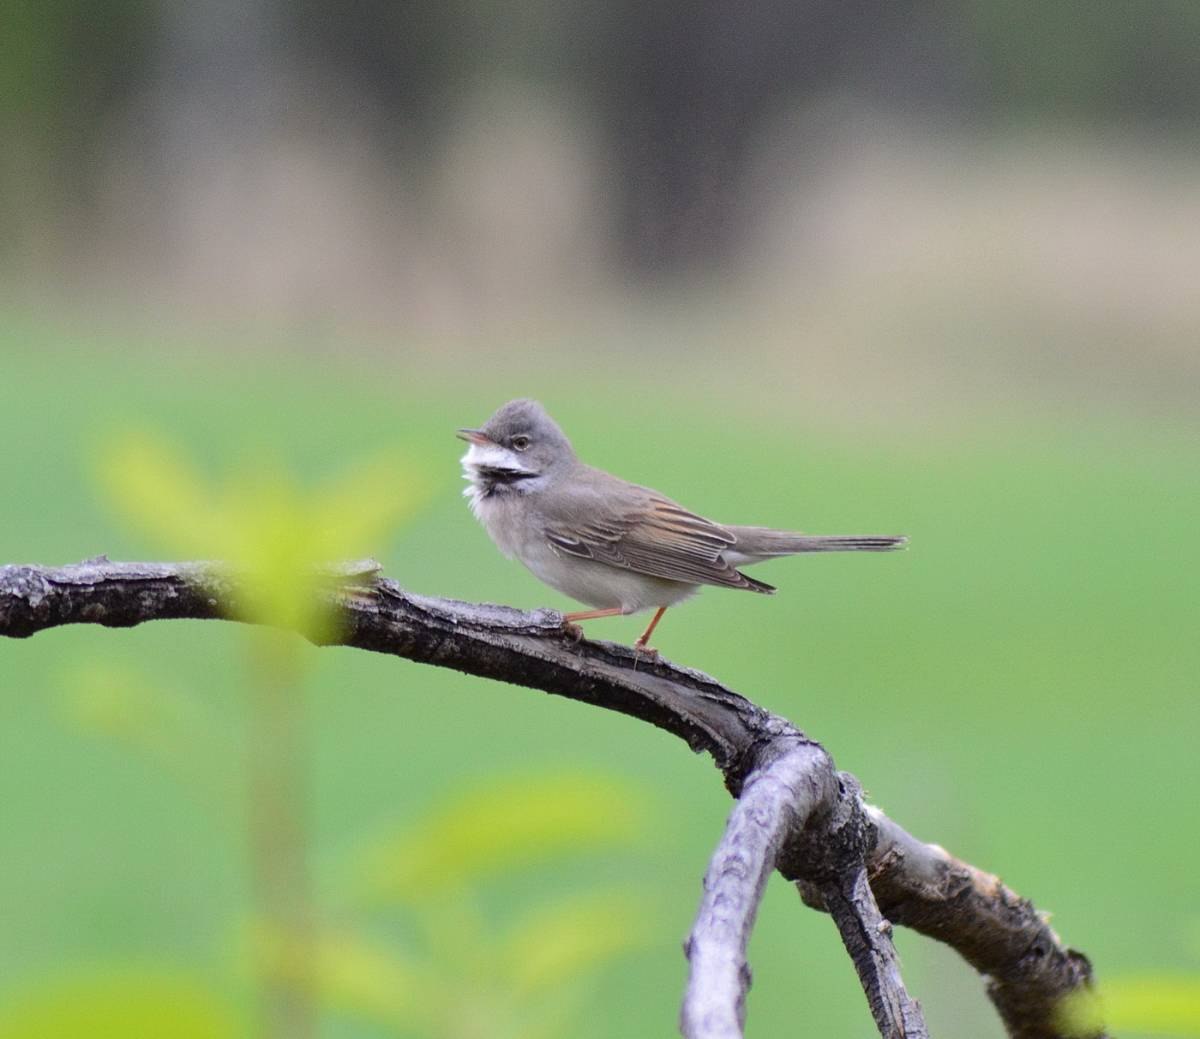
[458,399,906,653]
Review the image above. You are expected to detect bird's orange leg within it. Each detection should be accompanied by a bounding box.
[563,607,626,622]
[633,607,667,655]
[561,606,625,642]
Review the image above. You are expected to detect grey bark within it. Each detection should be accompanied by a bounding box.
[0,559,1108,1039]
[680,741,844,1039]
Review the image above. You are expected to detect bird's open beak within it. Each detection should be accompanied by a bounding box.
[456,428,492,445]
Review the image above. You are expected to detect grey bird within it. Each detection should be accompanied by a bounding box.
[458,399,906,652]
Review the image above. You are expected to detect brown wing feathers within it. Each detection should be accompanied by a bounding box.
[545,496,776,594]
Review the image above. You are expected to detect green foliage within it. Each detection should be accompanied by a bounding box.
[336,771,657,1036]
[57,657,232,805]
[96,432,425,640]
[502,890,654,996]
[355,772,646,903]
[0,970,240,1039]
[1060,973,1200,1037]
[42,647,657,1039]
[81,430,656,1037]
[960,0,1200,117]
[298,930,432,1031]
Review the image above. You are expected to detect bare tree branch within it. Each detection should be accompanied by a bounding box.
[779,769,930,1038]
[680,740,838,1039]
[0,560,1108,1039]
[823,866,929,1038]
[861,809,1101,1039]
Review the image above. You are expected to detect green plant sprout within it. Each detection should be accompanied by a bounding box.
[0,970,240,1039]
[91,434,425,1038]
[1058,969,1200,1038]
[14,435,658,1039]
[95,432,423,639]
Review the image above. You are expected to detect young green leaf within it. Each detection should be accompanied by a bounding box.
[355,772,648,904]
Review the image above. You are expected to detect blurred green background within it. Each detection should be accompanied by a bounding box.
[2,2,1199,1036]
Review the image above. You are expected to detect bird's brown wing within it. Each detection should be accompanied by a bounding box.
[545,492,775,593]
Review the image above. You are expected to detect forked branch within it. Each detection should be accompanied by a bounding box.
[0,560,1106,1039]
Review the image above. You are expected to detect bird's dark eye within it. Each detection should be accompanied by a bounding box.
[511,435,531,451]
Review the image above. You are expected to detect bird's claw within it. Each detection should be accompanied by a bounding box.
[632,640,659,662]
[561,620,584,643]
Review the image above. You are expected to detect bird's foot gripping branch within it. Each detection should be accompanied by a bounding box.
[0,559,1107,1039]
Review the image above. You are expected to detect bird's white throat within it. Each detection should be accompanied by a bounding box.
[461,442,541,519]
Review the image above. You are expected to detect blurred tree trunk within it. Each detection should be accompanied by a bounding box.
[147,0,285,286]
[581,0,953,275]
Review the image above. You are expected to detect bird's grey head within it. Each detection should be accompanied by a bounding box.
[457,399,575,500]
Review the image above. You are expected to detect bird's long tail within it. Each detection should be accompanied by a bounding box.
[727,529,908,556]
